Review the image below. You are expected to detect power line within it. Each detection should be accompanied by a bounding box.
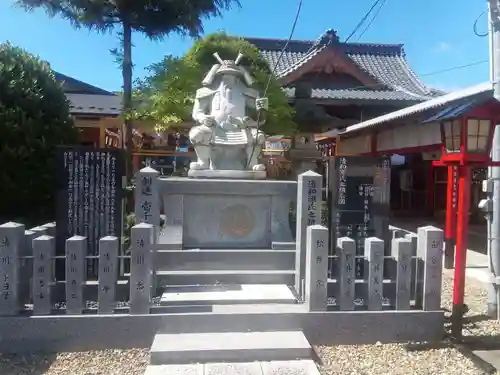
[473,9,489,37]
[246,0,304,168]
[345,0,383,43]
[419,60,488,77]
[355,0,387,42]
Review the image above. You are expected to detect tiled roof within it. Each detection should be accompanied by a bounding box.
[55,72,115,96]
[66,93,122,115]
[245,30,439,102]
[283,87,427,101]
[319,82,493,137]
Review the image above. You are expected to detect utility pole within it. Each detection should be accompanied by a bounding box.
[485,0,500,318]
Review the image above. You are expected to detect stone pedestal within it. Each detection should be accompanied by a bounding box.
[188,170,266,180]
[158,177,297,249]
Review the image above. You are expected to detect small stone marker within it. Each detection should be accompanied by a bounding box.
[32,235,54,315]
[41,222,56,237]
[0,222,24,315]
[305,225,328,311]
[21,230,37,303]
[135,167,160,296]
[30,226,48,236]
[422,226,444,311]
[65,236,86,315]
[404,233,418,257]
[415,226,432,309]
[394,238,412,310]
[134,167,160,231]
[338,237,356,310]
[98,236,118,314]
[295,170,322,300]
[129,223,154,314]
[365,237,384,310]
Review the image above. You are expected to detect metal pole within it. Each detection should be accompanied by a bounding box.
[452,165,472,338]
[486,0,500,318]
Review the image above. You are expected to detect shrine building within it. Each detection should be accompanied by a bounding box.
[245,29,443,177]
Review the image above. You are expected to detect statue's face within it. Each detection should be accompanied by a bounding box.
[221,74,238,86]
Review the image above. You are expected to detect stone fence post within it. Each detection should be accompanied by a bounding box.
[65,236,86,315]
[295,170,322,300]
[98,236,119,314]
[32,235,55,315]
[134,166,160,294]
[305,225,328,311]
[338,237,356,310]
[135,166,160,232]
[0,222,24,315]
[365,237,384,311]
[129,223,154,314]
[420,226,444,311]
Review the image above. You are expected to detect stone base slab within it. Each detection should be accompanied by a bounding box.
[0,310,444,353]
[188,169,266,180]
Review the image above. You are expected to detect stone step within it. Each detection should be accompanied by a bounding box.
[149,331,312,365]
[144,360,321,375]
[155,303,307,334]
[154,249,295,271]
[160,284,297,305]
[156,269,295,286]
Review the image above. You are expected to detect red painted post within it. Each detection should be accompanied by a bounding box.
[451,165,471,338]
[444,166,459,269]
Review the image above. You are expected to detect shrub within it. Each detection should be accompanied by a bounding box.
[0,43,77,224]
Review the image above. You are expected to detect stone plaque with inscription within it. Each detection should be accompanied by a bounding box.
[56,147,125,278]
[329,156,390,279]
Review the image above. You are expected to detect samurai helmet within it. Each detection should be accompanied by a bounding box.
[202,52,254,86]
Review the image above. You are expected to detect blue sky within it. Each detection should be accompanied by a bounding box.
[0,0,490,93]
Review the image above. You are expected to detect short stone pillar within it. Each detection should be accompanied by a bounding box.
[98,236,119,314]
[135,167,160,295]
[420,226,444,311]
[304,225,328,311]
[393,237,412,310]
[41,222,56,237]
[365,237,384,311]
[32,235,55,315]
[0,222,24,315]
[134,167,160,231]
[295,170,322,300]
[65,236,86,315]
[338,237,356,311]
[129,223,154,314]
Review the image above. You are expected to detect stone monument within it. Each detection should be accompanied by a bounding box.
[157,53,297,250]
[188,52,268,179]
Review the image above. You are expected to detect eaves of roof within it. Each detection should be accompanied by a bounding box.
[319,82,493,138]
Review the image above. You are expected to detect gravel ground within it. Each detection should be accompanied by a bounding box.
[317,268,500,375]
[1,269,499,375]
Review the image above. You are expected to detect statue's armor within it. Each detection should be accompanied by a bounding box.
[194,84,259,146]
[188,53,267,174]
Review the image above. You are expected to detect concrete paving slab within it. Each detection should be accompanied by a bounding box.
[161,284,296,305]
[205,362,264,375]
[261,360,321,375]
[144,364,204,375]
[472,349,500,371]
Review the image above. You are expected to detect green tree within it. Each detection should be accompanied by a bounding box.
[0,43,77,225]
[16,0,241,181]
[136,32,296,135]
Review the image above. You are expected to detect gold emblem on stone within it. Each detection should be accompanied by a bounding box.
[218,204,255,238]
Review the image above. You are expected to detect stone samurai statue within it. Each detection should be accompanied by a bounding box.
[188,52,268,176]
